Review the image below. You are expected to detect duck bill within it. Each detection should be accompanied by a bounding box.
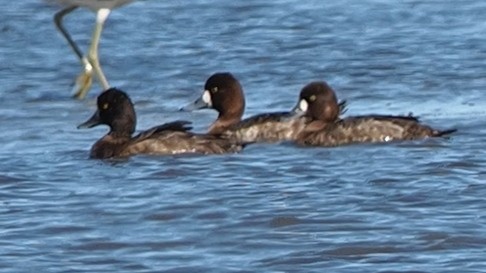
[180,90,212,111]
[77,110,102,129]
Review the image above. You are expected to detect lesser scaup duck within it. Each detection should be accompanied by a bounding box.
[78,88,243,159]
[293,81,456,146]
[181,72,347,143]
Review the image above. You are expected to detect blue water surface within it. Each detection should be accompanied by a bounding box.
[0,0,486,272]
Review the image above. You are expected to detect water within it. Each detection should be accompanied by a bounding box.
[1,0,486,272]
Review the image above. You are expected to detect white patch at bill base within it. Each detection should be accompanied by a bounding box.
[299,99,308,112]
[202,90,212,106]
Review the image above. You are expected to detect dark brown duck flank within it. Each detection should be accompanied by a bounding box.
[293,82,457,147]
[181,72,347,143]
[78,88,243,159]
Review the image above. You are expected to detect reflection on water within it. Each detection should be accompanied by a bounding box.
[0,0,486,272]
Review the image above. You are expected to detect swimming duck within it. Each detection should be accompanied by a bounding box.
[292,81,456,146]
[78,88,243,159]
[181,72,347,143]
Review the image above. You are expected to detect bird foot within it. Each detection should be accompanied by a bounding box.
[71,63,93,100]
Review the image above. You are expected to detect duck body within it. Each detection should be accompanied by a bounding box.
[219,112,308,143]
[88,121,242,158]
[296,115,456,147]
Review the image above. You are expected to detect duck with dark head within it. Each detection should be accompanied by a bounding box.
[181,72,347,143]
[78,88,244,159]
[293,81,457,147]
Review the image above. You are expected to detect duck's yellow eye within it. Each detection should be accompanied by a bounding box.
[211,87,218,93]
[102,103,109,110]
[309,95,317,102]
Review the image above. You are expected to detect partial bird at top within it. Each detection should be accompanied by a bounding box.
[52,0,135,99]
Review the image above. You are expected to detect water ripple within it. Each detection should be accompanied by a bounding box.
[0,0,485,272]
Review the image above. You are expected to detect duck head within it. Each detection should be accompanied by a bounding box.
[181,72,245,121]
[78,88,136,136]
[292,81,339,122]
